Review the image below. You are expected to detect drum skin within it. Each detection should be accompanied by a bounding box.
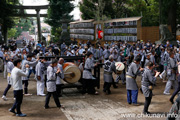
[115,62,125,75]
[63,62,81,83]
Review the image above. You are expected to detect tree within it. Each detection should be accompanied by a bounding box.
[45,0,74,27]
[0,0,20,43]
[14,18,32,38]
[127,0,159,26]
[80,0,159,26]
[45,0,74,43]
[8,28,17,39]
[80,0,114,20]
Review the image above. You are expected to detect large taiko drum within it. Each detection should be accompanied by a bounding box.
[63,62,81,84]
[115,62,125,75]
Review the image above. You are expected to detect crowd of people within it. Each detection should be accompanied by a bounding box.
[0,39,180,118]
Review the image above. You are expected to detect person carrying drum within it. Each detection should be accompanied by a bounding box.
[103,55,116,94]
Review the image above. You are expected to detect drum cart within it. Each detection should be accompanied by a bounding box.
[39,56,101,94]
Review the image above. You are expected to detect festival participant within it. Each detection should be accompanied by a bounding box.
[103,46,110,61]
[9,59,29,117]
[169,61,180,104]
[103,55,116,94]
[115,51,126,85]
[35,58,47,96]
[21,54,39,95]
[3,48,9,79]
[56,58,64,97]
[82,51,98,95]
[141,62,160,114]
[44,59,63,109]
[126,55,144,105]
[2,57,14,101]
[163,50,178,95]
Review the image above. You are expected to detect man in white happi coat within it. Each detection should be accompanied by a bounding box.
[36,58,47,96]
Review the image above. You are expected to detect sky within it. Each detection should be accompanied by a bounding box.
[20,0,81,20]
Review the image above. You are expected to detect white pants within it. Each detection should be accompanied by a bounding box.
[164,80,178,93]
[4,64,7,79]
[37,80,45,95]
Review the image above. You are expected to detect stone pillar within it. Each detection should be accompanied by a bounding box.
[60,22,68,43]
[36,9,42,42]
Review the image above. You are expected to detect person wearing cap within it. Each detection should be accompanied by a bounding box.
[126,55,144,105]
[2,57,14,101]
[82,51,99,95]
[45,59,63,109]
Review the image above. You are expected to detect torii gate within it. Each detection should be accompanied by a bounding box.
[12,5,49,42]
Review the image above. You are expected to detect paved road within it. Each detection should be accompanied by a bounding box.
[0,71,174,120]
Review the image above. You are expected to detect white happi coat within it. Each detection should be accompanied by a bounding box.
[7,61,14,85]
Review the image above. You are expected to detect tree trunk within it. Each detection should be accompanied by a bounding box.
[168,0,177,39]
[2,24,7,44]
[159,0,162,24]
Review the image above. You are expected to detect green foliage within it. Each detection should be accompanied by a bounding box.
[8,28,17,38]
[79,0,97,20]
[0,0,20,42]
[80,0,114,20]
[45,0,74,44]
[127,0,159,26]
[14,18,32,38]
[51,27,62,43]
[80,0,159,26]
[45,0,74,28]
